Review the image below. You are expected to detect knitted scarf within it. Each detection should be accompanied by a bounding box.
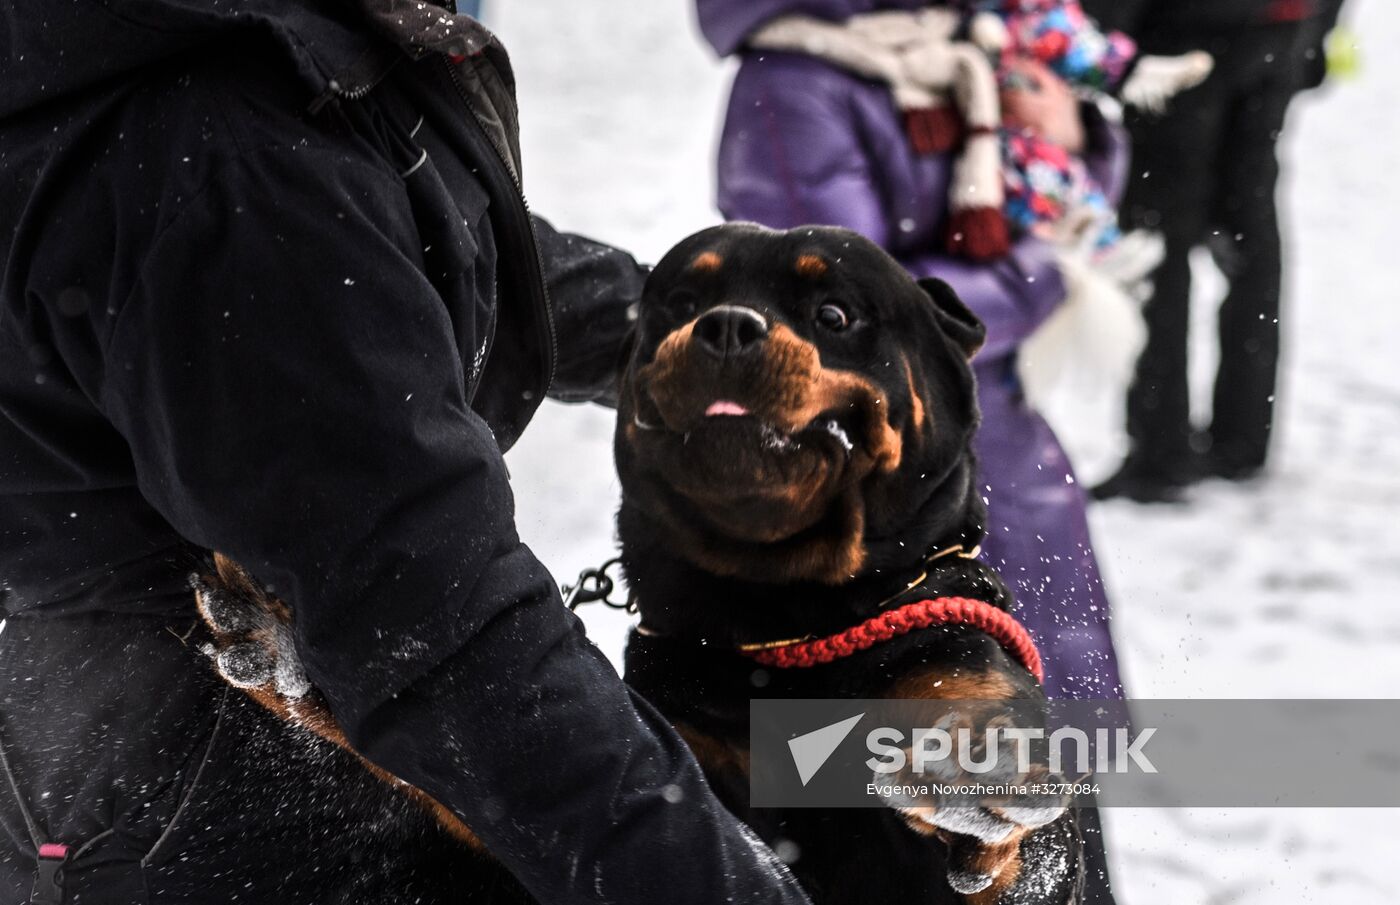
[748,10,1011,259]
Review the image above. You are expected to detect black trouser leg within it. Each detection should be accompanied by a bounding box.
[1121,75,1229,476]
[1208,62,1296,471]
[1119,25,1304,480]
[1126,231,1196,472]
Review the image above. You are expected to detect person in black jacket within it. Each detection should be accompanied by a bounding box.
[1086,0,1343,503]
[0,2,812,903]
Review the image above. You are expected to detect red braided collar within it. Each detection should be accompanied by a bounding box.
[736,596,1044,684]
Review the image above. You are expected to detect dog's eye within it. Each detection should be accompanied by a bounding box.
[815,303,851,332]
[664,289,700,318]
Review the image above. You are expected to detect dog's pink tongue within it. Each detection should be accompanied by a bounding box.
[705,400,750,417]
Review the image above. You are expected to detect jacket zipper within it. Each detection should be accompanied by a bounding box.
[439,55,559,399]
[308,74,388,116]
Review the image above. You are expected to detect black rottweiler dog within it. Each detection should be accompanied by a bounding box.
[615,224,1079,903]
[194,224,1084,903]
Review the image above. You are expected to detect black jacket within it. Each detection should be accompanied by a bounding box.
[1085,0,1328,43]
[0,2,808,902]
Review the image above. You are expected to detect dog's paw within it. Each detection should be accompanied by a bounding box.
[213,641,277,688]
[191,558,311,700]
[899,794,1066,898]
[887,762,1068,843]
[873,705,1071,898]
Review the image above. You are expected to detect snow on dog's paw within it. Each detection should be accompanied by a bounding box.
[894,791,1068,898]
[872,703,1071,898]
[899,804,1017,843]
[191,575,259,635]
[889,769,1069,842]
[192,555,311,701]
[214,641,276,688]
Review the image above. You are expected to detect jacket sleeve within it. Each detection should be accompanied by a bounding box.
[533,216,645,407]
[97,148,809,905]
[715,56,1065,364]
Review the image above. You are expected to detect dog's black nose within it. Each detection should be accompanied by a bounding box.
[692,306,769,358]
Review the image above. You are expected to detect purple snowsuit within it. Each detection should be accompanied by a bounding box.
[698,0,1128,699]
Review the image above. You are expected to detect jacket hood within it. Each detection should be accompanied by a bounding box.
[0,0,495,119]
[696,0,926,57]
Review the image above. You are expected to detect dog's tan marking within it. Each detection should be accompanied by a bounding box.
[794,254,828,278]
[904,358,926,432]
[886,666,1017,702]
[637,321,903,583]
[754,324,903,473]
[674,723,750,778]
[882,665,1034,895]
[690,251,723,272]
[962,836,1026,902]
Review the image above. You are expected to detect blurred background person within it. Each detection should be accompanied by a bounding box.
[1298,1,1350,90]
[1088,0,1351,503]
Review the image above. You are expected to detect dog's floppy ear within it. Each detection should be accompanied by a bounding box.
[608,322,641,405]
[917,277,986,359]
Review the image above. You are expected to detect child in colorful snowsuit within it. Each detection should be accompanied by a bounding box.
[965,0,1211,249]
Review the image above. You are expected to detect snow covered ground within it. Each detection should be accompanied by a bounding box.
[494,2,1399,901]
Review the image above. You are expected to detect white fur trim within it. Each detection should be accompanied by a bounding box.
[1095,229,1167,290]
[1121,52,1215,114]
[1018,244,1152,411]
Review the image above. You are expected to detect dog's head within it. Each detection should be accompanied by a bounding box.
[615,224,986,586]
